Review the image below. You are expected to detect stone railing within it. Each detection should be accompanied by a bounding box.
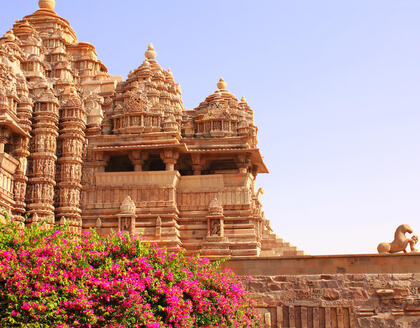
[95,171,180,187]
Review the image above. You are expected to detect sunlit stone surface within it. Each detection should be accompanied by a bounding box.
[0,1,302,258]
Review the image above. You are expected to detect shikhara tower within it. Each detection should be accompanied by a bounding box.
[0,0,302,257]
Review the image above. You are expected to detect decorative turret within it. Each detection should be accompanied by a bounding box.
[112,44,184,134]
[3,30,16,42]
[209,197,223,216]
[120,196,136,215]
[118,196,136,234]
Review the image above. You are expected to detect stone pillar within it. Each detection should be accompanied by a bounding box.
[0,127,10,153]
[12,137,30,221]
[155,216,162,238]
[129,151,148,171]
[191,153,201,175]
[13,85,33,224]
[160,149,179,171]
[27,89,59,226]
[56,86,86,235]
[96,217,102,235]
[237,154,250,174]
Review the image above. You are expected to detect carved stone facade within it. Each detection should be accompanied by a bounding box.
[0,1,302,257]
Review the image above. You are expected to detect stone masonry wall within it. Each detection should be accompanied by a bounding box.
[223,254,420,328]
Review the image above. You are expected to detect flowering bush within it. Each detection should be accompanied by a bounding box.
[0,217,261,327]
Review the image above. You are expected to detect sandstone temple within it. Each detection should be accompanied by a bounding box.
[0,0,302,258]
[2,2,420,327]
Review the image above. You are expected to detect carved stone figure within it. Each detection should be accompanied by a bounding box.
[377,224,416,254]
[210,219,221,236]
[410,235,418,253]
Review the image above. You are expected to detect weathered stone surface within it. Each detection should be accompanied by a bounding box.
[225,255,420,328]
[0,1,302,257]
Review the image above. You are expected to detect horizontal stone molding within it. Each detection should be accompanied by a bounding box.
[223,253,420,275]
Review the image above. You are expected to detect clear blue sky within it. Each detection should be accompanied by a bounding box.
[2,0,420,254]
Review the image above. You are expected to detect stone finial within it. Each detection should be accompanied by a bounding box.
[217,78,227,90]
[209,197,223,216]
[39,0,55,11]
[120,196,136,215]
[240,97,246,103]
[145,43,157,60]
[377,224,416,254]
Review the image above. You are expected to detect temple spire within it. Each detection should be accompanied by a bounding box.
[38,0,55,11]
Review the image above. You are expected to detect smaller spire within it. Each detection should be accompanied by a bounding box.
[3,30,15,42]
[38,0,56,11]
[217,78,227,90]
[145,43,157,60]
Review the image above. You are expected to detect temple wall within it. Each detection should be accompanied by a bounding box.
[223,254,420,328]
[0,153,19,210]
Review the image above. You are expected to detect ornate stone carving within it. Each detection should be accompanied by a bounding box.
[120,196,136,215]
[0,1,303,258]
[209,197,223,216]
[377,224,417,254]
[210,219,221,236]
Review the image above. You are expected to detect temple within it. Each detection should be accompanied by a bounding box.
[0,0,302,257]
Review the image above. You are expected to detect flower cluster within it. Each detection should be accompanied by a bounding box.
[0,218,261,327]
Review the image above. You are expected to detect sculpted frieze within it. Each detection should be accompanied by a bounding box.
[124,89,151,113]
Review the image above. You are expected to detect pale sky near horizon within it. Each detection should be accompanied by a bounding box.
[1,0,419,255]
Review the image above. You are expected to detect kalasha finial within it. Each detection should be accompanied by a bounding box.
[217,78,227,90]
[145,43,157,60]
[240,97,246,103]
[39,0,56,11]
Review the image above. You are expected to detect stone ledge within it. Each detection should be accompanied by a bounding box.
[222,253,420,276]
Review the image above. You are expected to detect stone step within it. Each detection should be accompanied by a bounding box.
[231,248,259,257]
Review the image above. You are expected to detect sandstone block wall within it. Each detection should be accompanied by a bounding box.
[223,254,420,328]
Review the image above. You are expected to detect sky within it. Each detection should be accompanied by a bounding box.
[1,0,420,255]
